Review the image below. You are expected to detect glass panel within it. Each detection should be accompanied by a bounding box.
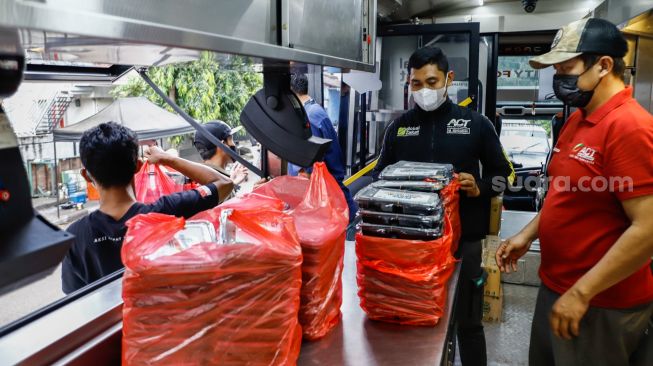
[379,34,471,110]
[0,54,265,330]
[497,55,558,103]
[322,67,343,132]
[479,35,493,116]
[500,116,552,169]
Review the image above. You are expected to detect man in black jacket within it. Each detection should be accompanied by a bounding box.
[373,47,512,366]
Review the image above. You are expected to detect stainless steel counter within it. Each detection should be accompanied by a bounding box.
[298,241,460,366]
[0,240,459,365]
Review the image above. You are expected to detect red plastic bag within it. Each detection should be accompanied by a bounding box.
[190,193,287,230]
[355,216,457,326]
[134,161,179,204]
[121,208,303,366]
[440,176,461,254]
[254,162,349,340]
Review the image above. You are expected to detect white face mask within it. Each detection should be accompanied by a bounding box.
[411,75,448,111]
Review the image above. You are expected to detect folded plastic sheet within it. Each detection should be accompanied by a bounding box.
[121,208,303,366]
[355,217,457,326]
[134,162,180,204]
[355,186,442,216]
[254,162,349,340]
[378,161,454,183]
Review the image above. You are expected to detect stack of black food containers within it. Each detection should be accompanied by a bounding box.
[355,161,455,241]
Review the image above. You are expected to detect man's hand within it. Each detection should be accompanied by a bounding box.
[143,145,170,165]
[550,287,590,340]
[496,234,532,273]
[458,172,481,197]
[230,163,248,186]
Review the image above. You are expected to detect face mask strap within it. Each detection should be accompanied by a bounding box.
[442,73,449,98]
[578,58,605,92]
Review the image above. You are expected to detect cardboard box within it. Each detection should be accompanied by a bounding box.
[485,234,502,254]
[484,263,502,298]
[482,286,503,323]
[489,195,503,235]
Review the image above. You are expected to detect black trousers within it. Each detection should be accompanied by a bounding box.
[455,240,487,366]
[530,285,653,366]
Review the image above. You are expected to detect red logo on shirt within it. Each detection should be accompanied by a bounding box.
[570,143,597,165]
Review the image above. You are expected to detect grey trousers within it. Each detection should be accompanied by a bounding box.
[529,285,653,366]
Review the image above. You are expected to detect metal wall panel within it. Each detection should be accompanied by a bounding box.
[634,37,653,113]
[22,0,277,44]
[285,0,364,61]
[0,0,376,71]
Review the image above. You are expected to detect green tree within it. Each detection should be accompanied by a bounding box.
[112,52,262,145]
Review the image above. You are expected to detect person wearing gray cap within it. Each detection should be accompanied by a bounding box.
[193,120,248,200]
[497,18,653,365]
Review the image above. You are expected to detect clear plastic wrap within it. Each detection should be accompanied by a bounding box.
[354,186,442,216]
[355,217,457,326]
[134,162,180,204]
[371,180,446,192]
[254,162,348,341]
[358,210,443,229]
[360,222,443,240]
[378,161,454,183]
[121,208,303,366]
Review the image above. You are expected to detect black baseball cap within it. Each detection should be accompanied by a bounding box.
[529,18,628,69]
[193,120,242,154]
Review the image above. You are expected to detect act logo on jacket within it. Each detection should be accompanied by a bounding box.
[447,119,471,135]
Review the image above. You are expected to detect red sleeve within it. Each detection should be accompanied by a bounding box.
[604,124,653,201]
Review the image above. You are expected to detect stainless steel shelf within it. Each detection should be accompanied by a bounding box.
[0,0,375,72]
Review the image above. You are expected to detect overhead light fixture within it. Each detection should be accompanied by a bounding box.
[479,0,484,5]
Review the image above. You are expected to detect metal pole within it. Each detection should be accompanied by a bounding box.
[351,92,360,174]
[260,146,269,178]
[54,136,60,219]
[358,92,367,170]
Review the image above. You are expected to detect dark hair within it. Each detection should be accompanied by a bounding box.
[80,122,139,188]
[408,47,449,74]
[580,54,626,80]
[198,146,216,161]
[290,73,309,95]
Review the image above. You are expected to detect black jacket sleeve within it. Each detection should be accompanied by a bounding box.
[372,121,398,180]
[478,116,513,198]
[149,183,220,218]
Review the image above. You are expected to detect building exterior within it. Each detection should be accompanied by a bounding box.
[4,82,114,196]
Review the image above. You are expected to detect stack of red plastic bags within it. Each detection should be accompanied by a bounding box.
[121,196,303,365]
[121,162,348,365]
[354,161,460,326]
[134,161,180,204]
[254,162,349,340]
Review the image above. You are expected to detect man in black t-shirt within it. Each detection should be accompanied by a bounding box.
[61,122,233,294]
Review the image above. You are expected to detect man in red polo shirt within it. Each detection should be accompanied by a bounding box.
[496,18,653,365]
